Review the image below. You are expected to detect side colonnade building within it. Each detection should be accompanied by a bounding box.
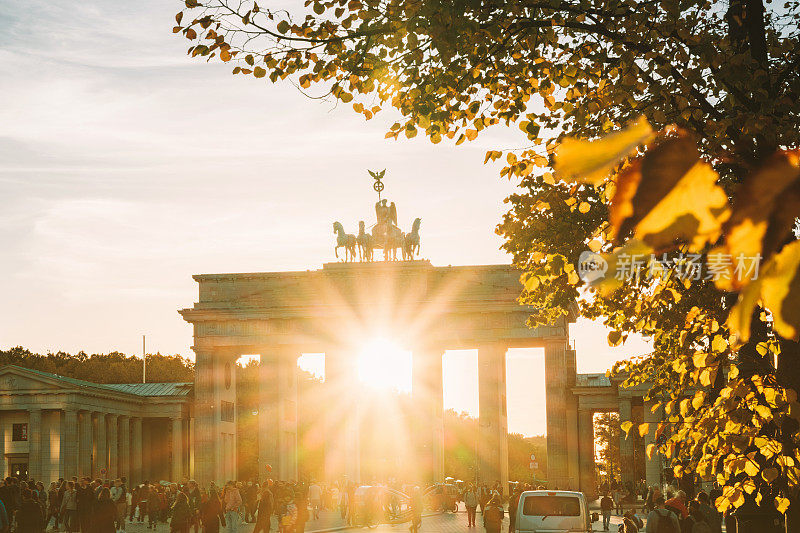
[0,366,192,484]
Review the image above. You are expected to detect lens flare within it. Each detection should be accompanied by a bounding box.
[357,337,412,393]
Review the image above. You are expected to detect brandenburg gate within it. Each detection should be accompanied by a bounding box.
[180,261,579,490]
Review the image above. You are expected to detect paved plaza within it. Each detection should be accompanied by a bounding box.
[121,505,625,533]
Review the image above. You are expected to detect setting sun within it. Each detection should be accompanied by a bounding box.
[356,337,412,393]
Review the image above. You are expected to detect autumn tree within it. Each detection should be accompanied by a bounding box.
[174,0,800,519]
[594,412,622,484]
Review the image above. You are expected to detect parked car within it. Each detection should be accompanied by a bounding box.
[513,490,597,533]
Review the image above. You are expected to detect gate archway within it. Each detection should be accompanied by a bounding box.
[180,261,577,491]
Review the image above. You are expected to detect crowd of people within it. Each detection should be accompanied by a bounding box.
[598,483,724,533]
[3,472,741,533]
[0,475,328,533]
[0,474,528,533]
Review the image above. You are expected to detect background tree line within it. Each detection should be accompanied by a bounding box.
[0,346,194,383]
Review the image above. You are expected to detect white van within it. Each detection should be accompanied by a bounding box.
[514,490,597,533]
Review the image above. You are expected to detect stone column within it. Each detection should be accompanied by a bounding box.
[118,416,130,481]
[142,419,151,481]
[131,417,143,485]
[411,346,445,484]
[643,400,662,489]
[277,352,298,481]
[578,410,596,500]
[565,348,580,490]
[259,348,299,482]
[544,340,569,489]
[324,349,360,483]
[28,409,43,481]
[95,413,107,478]
[618,397,635,486]
[188,417,195,479]
[194,348,216,485]
[477,343,509,496]
[107,415,119,478]
[172,417,183,481]
[62,409,79,478]
[42,411,54,481]
[0,412,6,479]
[259,352,279,480]
[79,411,93,477]
[193,347,238,484]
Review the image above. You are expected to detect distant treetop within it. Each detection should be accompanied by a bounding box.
[0,346,194,384]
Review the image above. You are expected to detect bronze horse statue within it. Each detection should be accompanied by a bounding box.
[402,218,421,260]
[357,221,374,262]
[333,221,357,262]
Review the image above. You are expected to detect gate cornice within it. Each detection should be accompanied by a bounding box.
[181,262,578,351]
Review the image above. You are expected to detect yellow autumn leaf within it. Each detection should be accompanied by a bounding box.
[711,335,727,353]
[775,496,791,514]
[693,352,712,368]
[590,239,654,296]
[744,459,760,477]
[646,443,656,459]
[608,330,623,346]
[729,488,745,508]
[759,240,800,340]
[554,116,653,184]
[692,391,705,410]
[699,367,717,387]
[762,467,779,483]
[578,201,591,213]
[755,404,773,421]
[610,134,699,243]
[680,398,691,416]
[638,423,650,437]
[730,240,800,342]
[634,160,730,252]
[716,150,800,291]
[620,420,634,435]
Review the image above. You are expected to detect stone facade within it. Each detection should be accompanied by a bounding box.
[181,261,661,494]
[180,261,579,492]
[572,372,661,499]
[0,366,192,484]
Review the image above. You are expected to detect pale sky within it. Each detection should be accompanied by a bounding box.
[0,0,650,436]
